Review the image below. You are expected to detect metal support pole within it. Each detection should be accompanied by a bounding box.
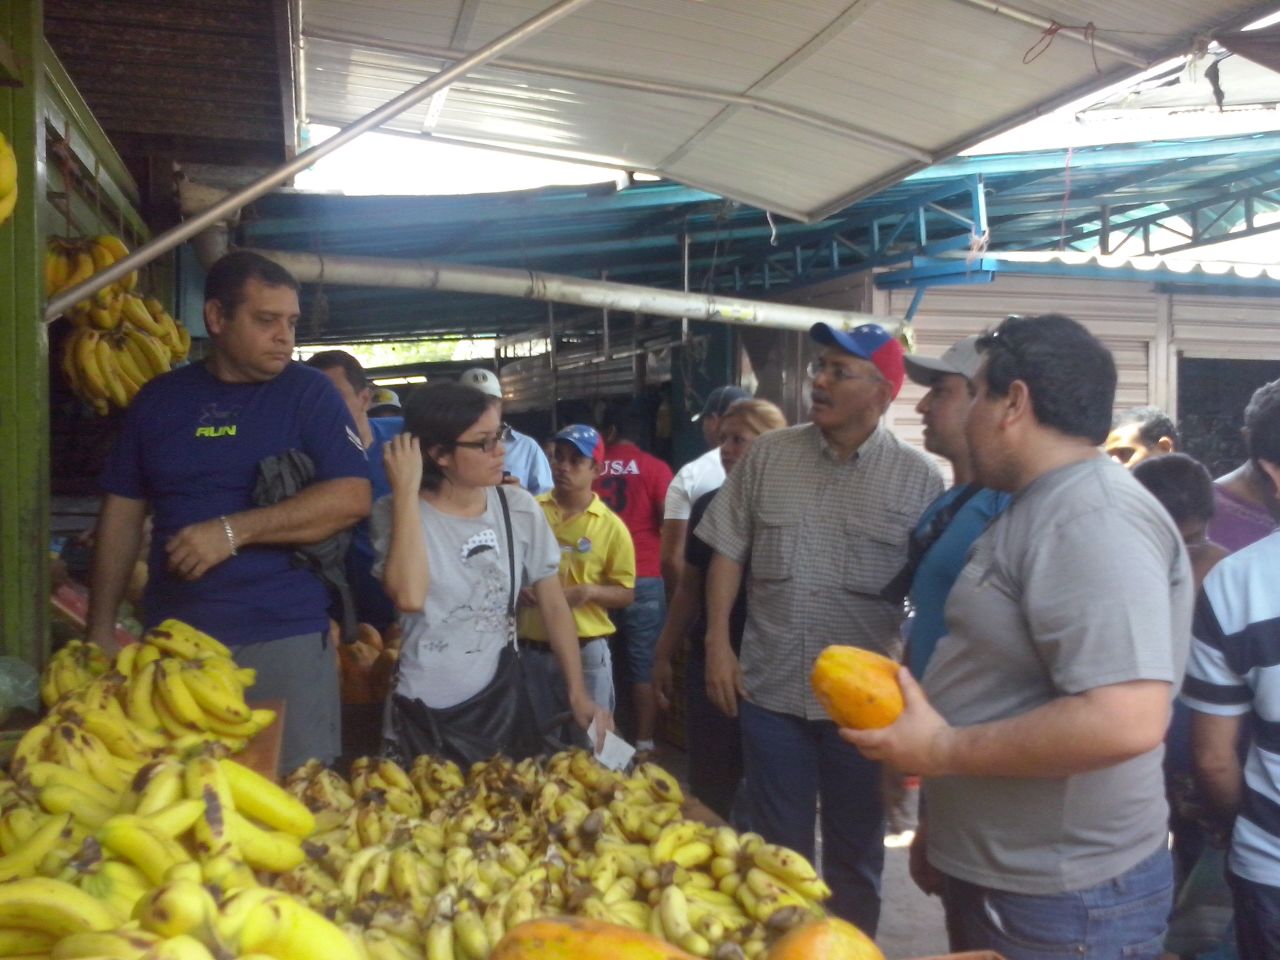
[600,270,610,360]
[547,302,558,430]
[945,0,1149,66]
[247,248,900,335]
[681,230,691,344]
[43,0,599,322]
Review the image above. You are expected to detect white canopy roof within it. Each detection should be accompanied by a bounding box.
[298,0,1277,221]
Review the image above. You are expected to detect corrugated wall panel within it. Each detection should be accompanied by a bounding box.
[1171,294,1280,360]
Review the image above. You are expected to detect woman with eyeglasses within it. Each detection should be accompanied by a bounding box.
[651,398,788,823]
[373,382,611,763]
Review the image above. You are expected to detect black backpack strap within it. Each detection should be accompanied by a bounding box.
[880,483,984,605]
[495,485,517,618]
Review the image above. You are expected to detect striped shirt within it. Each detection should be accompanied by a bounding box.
[695,423,943,719]
[1182,529,1280,888]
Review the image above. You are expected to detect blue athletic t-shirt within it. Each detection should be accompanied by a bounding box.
[99,362,369,645]
[347,416,403,630]
[906,485,1011,679]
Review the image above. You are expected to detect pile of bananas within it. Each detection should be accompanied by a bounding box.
[9,618,833,960]
[39,638,111,709]
[47,234,192,415]
[270,750,831,960]
[0,131,16,226]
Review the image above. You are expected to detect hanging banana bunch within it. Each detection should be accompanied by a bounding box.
[49,235,192,415]
[0,132,16,227]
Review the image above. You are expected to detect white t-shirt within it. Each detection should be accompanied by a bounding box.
[371,486,559,708]
[663,447,725,521]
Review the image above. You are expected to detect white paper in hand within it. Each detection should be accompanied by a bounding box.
[588,718,636,771]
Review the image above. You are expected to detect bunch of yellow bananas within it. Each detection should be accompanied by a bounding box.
[112,621,275,750]
[38,638,111,708]
[0,750,322,954]
[0,867,361,960]
[46,235,137,319]
[50,234,192,415]
[0,131,16,227]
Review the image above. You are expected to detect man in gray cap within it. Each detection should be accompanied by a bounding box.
[661,385,752,594]
[886,335,1012,878]
[894,335,1011,680]
[458,367,553,494]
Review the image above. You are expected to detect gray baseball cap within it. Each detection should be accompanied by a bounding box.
[903,334,983,386]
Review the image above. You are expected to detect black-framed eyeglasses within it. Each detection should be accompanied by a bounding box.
[453,423,513,453]
[806,358,884,385]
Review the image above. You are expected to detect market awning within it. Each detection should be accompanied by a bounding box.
[298,0,1279,222]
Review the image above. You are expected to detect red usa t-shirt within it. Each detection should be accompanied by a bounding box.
[593,441,673,578]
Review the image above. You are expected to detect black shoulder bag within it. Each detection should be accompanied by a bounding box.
[387,486,545,766]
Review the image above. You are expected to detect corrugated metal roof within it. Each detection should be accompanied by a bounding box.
[981,249,1280,281]
[240,131,1280,342]
[296,0,1275,221]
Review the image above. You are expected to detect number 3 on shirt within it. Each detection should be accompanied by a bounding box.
[598,476,628,513]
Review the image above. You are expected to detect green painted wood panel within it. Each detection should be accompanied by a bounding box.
[0,0,49,666]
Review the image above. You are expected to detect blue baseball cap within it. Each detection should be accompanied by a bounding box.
[552,424,605,461]
[810,322,905,399]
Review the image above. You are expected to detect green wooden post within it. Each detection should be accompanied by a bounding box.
[0,0,49,666]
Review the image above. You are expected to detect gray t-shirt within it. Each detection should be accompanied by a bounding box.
[372,486,560,709]
[922,456,1192,894]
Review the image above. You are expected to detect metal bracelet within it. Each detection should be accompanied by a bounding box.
[219,515,238,556]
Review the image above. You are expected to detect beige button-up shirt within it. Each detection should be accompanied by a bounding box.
[696,423,944,719]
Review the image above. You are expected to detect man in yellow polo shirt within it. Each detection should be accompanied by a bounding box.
[519,424,636,731]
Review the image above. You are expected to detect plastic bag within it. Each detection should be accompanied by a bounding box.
[0,656,40,725]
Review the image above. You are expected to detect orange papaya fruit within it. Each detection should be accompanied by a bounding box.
[491,917,696,960]
[810,645,904,729]
[766,916,884,960]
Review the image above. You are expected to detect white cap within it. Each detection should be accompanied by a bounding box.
[459,368,503,399]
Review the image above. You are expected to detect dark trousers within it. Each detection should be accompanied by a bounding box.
[738,699,885,934]
[685,649,744,825]
[1230,870,1280,960]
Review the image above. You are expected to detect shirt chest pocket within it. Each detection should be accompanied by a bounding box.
[842,514,911,597]
[752,509,800,581]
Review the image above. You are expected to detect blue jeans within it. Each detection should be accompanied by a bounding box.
[1230,870,1280,960]
[615,576,666,682]
[942,845,1174,959]
[738,700,884,934]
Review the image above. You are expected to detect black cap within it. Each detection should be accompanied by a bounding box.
[692,385,752,422]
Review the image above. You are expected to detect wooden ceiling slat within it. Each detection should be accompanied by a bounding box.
[44,0,291,186]
[45,0,269,35]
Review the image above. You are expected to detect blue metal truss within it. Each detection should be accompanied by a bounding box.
[1022,175,1280,255]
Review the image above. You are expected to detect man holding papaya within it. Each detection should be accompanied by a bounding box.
[843,314,1191,959]
[695,322,942,933]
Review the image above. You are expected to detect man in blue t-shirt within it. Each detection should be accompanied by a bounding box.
[305,349,403,632]
[887,333,1010,888]
[899,335,1011,680]
[89,251,372,771]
